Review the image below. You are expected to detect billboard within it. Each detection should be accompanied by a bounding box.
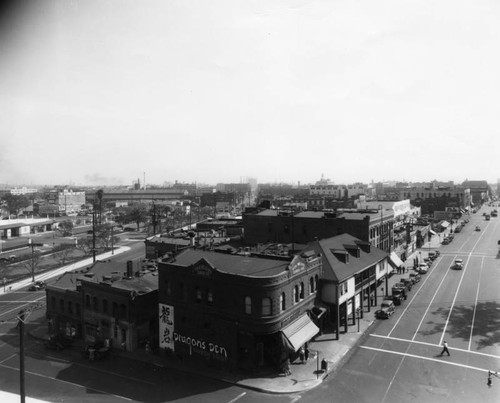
[159,304,175,351]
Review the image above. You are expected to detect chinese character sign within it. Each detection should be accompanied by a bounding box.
[159,304,175,351]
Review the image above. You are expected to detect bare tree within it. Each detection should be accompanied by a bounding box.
[24,251,42,283]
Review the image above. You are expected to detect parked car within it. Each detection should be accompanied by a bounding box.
[375,300,396,319]
[451,259,463,270]
[475,226,481,231]
[409,272,421,283]
[385,295,402,306]
[428,251,440,261]
[442,237,450,245]
[416,264,428,274]
[400,278,413,290]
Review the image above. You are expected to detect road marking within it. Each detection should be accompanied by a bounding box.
[468,256,484,351]
[0,362,133,401]
[0,295,46,318]
[0,353,17,365]
[360,345,496,373]
[228,392,246,403]
[369,334,500,359]
[439,231,485,346]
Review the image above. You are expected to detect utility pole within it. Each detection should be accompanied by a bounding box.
[27,238,35,282]
[92,206,96,263]
[17,309,26,403]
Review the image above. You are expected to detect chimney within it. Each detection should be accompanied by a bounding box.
[126,260,133,278]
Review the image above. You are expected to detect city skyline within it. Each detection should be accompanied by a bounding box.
[1,1,500,186]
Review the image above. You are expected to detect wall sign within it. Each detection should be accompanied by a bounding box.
[159,303,175,351]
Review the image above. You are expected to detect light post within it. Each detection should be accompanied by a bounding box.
[27,238,35,282]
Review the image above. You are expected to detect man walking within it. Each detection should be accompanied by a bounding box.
[440,340,450,356]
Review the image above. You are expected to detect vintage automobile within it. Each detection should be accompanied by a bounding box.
[475,226,481,231]
[416,264,428,274]
[409,272,421,283]
[375,300,396,319]
[29,280,46,291]
[451,259,463,270]
[45,334,73,351]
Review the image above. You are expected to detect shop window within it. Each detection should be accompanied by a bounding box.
[262,297,271,316]
[299,282,304,300]
[244,296,252,314]
[280,293,286,311]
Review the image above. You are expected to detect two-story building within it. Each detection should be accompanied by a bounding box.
[46,260,158,351]
[157,249,322,373]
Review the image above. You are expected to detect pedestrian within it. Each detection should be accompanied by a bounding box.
[299,347,305,364]
[440,340,450,356]
[283,358,292,376]
[304,347,309,361]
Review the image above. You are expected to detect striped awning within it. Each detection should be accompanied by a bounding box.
[281,314,319,352]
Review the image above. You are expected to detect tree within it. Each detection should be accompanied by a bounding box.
[76,237,94,256]
[53,245,73,266]
[128,204,149,231]
[24,250,42,282]
[57,220,74,237]
[94,223,120,250]
[1,194,31,215]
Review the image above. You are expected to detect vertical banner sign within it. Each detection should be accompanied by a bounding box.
[159,304,175,351]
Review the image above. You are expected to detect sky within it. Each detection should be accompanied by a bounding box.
[1,0,500,187]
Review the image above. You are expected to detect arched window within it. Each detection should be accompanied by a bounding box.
[315,275,319,292]
[85,294,90,308]
[280,293,286,311]
[92,297,98,311]
[299,282,304,299]
[310,277,314,293]
[262,297,271,315]
[294,286,299,303]
[245,296,252,314]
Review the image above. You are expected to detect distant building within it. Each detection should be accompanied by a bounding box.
[10,187,38,195]
[47,189,86,214]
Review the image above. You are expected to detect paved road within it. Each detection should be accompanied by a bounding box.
[301,207,500,403]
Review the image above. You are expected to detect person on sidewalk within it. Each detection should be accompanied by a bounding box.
[299,347,305,364]
[305,347,309,361]
[440,341,450,356]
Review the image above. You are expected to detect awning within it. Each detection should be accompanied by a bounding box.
[281,314,319,352]
[440,221,450,228]
[429,229,437,235]
[389,252,404,269]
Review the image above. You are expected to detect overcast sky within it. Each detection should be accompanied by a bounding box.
[1,0,499,187]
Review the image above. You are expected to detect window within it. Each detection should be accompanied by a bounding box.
[309,277,314,293]
[268,223,272,233]
[68,301,73,315]
[262,297,271,315]
[299,282,304,300]
[245,296,252,314]
[113,302,118,317]
[85,294,90,308]
[165,280,171,297]
[315,275,318,291]
[120,304,126,318]
[51,297,56,310]
[340,282,348,295]
[293,286,299,303]
[207,289,213,305]
[195,287,202,303]
[76,303,81,316]
[284,224,289,234]
[92,297,98,312]
[280,293,286,311]
[102,299,108,314]
[59,299,64,313]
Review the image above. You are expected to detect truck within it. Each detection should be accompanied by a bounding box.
[393,282,409,297]
[392,286,406,303]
